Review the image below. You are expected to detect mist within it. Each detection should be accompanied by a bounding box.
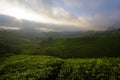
[0,0,120,32]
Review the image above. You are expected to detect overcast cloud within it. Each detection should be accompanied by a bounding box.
[0,0,120,31]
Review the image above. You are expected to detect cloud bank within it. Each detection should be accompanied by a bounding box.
[0,0,120,31]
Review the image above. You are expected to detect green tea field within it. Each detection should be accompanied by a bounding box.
[0,55,120,80]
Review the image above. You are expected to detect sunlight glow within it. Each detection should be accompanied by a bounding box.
[10,8,26,20]
[36,28,54,32]
[0,26,21,30]
[7,7,53,23]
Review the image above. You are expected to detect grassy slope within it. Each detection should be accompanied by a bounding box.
[0,55,120,80]
[40,36,120,58]
[0,31,120,58]
[0,32,120,58]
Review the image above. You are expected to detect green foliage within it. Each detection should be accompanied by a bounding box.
[58,58,120,80]
[0,55,120,80]
[0,30,120,58]
[0,55,63,80]
[37,36,120,58]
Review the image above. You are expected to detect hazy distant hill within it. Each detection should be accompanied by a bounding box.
[0,27,120,38]
[0,28,120,58]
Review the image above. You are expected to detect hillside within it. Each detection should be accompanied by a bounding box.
[0,29,120,80]
[0,29,120,58]
[0,0,120,79]
[0,55,120,80]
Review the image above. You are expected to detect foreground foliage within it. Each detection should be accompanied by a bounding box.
[0,55,63,80]
[0,55,120,80]
[58,58,120,80]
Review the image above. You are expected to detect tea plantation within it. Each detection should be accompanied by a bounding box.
[0,55,120,80]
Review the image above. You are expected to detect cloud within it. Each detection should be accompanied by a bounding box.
[62,0,120,12]
[0,0,120,31]
[0,14,89,32]
[90,10,120,30]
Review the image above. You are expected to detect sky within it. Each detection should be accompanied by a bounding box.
[0,0,120,32]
